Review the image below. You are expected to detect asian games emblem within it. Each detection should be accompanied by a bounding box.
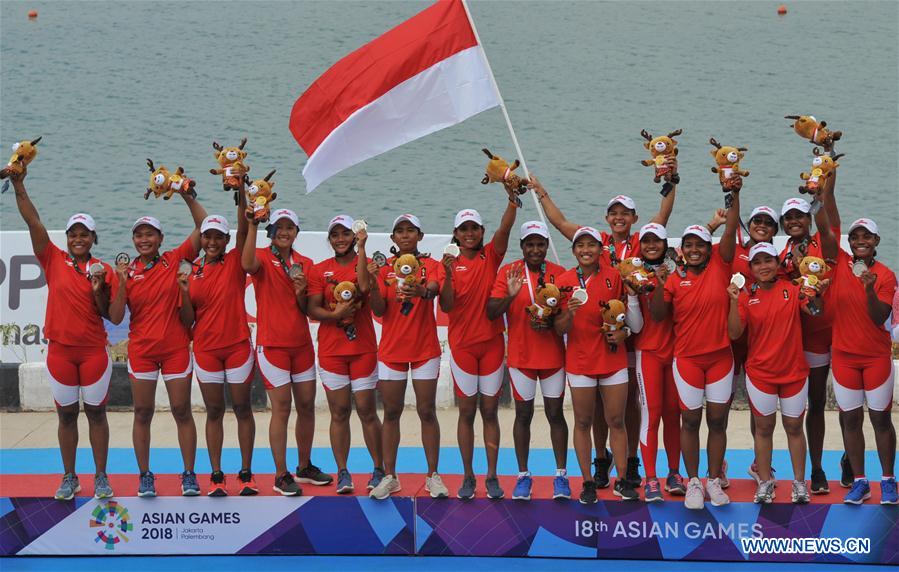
[90,500,134,550]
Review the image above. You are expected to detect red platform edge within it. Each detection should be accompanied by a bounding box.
[0,473,865,504]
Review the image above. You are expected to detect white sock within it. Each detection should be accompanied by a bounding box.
[518,471,530,478]
[555,468,567,477]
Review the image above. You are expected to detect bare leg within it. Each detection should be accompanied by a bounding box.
[130,377,157,473]
[326,385,352,471]
[354,389,383,469]
[479,394,501,479]
[198,382,226,472]
[267,384,293,475]
[379,380,406,476]
[292,381,316,469]
[571,386,597,480]
[457,394,478,478]
[412,378,440,474]
[83,404,109,474]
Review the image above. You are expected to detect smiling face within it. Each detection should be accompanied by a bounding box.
[271,218,298,250]
[781,209,811,239]
[681,235,711,267]
[328,224,355,256]
[201,229,228,259]
[572,235,601,268]
[66,224,95,257]
[748,214,777,243]
[132,225,163,257]
[639,234,666,262]
[605,204,637,236]
[453,221,484,251]
[749,252,779,282]
[848,227,879,259]
[520,235,549,268]
[391,220,423,253]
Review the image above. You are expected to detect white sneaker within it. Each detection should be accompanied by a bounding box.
[685,477,705,510]
[425,472,449,499]
[369,474,401,500]
[707,477,730,507]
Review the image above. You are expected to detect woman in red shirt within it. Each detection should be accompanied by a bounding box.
[241,208,332,496]
[727,242,813,505]
[554,226,642,504]
[446,204,515,500]
[306,216,383,495]
[367,214,453,500]
[185,189,256,497]
[11,169,116,500]
[108,193,207,497]
[650,191,739,510]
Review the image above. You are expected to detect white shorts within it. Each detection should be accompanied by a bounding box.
[378,356,440,381]
[46,347,113,407]
[804,351,831,369]
[256,346,316,389]
[194,345,255,384]
[508,367,566,401]
[745,375,808,418]
[319,353,378,393]
[568,368,629,389]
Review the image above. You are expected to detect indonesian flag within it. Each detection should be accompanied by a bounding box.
[290,0,500,193]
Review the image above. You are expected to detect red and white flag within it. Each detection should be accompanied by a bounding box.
[290,0,500,193]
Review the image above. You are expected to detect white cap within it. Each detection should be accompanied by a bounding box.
[749,206,778,222]
[131,215,162,233]
[520,220,549,240]
[454,209,483,229]
[848,218,879,236]
[269,209,300,229]
[748,242,779,260]
[607,194,636,211]
[572,226,602,243]
[639,222,668,240]
[66,213,96,232]
[781,198,811,216]
[682,224,712,243]
[200,215,230,235]
[392,213,422,231]
[327,214,354,233]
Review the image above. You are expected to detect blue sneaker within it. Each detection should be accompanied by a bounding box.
[512,475,532,500]
[843,479,871,505]
[138,471,156,497]
[368,468,385,490]
[552,475,571,500]
[181,470,200,496]
[881,477,898,505]
[336,469,354,494]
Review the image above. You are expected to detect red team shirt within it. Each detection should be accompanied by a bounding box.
[779,230,836,354]
[601,230,641,267]
[126,239,198,357]
[447,241,504,349]
[827,250,897,358]
[376,256,445,363]
[188,249,251,353]
[37,242,115,348]
[634,273,675,362]
[251,247,313,348]
[663,245,732,358]
[307,256,377,357]
[490,260,566,369]
[737,280,809,384]
[557,265,627,376]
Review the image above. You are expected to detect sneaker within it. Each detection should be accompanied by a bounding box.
[614,479,639,501]
[839,453,853,488]
[747,461,775,487]
[792,480,810,504]
[138,471,156,498]
[665,471,687,496]
[181,470,201,496]
[881,477,898,505]
[579,480,598,505]
[754,480,776,504]
[685,477,704,510]
[369,474,400,500]
[625,456,643,488]
[810,468,829,495]
[843,479,870,505]
[367,467,386,490]
[336,469,354,494]
[426,473,449,499]
[457,476,476,500]
[644,478,663,503]
[593,448,613,489]
[54,473,80,501]
[238,469,258,496]
[485,477,504,500]
[707,477,730,506]
[512,475,533,500]
[295,463,333,486]
[273,471,302,496]
[207,470,227,497]
[93,472,113,500]
[552,475,571,500]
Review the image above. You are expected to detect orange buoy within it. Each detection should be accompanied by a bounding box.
[27,9,38,18]
[777,5,787,15]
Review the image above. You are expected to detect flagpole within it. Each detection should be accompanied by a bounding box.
[460,0,561,264]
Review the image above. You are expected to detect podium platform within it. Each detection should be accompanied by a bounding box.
[1,474,896,565]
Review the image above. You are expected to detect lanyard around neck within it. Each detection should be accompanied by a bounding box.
[523,261,546,305]
[271,245,295,279]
